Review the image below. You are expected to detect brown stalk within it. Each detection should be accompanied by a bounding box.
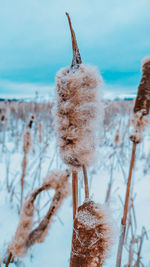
[127,236,135,267]
[65,12,82,68]
[105,156,114,203]
[72,171,78,219]
[5,252,12,267]
[135,227,148,267]
[82,165,89,199]
[116,142,137,267]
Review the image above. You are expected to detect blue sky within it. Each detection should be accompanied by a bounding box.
[0,0,150,98]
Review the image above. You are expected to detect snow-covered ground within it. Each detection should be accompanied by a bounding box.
[0,100,150,266]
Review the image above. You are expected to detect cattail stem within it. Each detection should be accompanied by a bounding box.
[82,165,89,199]
[116,142,137,267]
[72,171,78,219]
[5,252,12,267]
[135,227,147,267]
[20,154,27,208]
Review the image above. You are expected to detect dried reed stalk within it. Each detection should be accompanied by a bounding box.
[20,127,32,208]
[5,252,12,267]
[8,170,70,259]
[26,171,70,247]
[135,227,148,267]
[82,164,89,199]
[116,137,136,267]
[72,171,78,219]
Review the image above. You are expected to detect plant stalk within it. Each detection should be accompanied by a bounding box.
[116,142,137,267]
[72,171,78,219]
[5,252,12,267]
[82,165,89,199]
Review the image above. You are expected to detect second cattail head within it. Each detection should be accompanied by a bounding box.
[70,200,115,267]
[130,57,150,143]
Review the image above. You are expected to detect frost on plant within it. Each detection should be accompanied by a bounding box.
[70,200,115,267]
[55,64,103,169]
[8,170,70,258]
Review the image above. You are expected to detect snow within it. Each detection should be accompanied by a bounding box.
[0,100,150,266]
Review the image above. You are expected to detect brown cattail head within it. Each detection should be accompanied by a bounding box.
[55,65,103,169]
[130,57,150,143]
[66,12,82,69]
[134,57,150,115]
[23,129,32,154]
[70,200,115,267]
[28,115,34,129]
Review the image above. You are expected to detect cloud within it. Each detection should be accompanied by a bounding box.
[0,0,150,91]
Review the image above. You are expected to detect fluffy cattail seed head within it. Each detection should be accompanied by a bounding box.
[55,64,103,169]
[70,200,114,267]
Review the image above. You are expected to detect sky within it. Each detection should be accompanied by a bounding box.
[0,0,150,98]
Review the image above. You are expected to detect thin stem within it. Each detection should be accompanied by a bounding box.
[82,165,89,199]
[20,154,27,209]
[72,171,78,219]
[116,142,137,267]
[6,252,12,267]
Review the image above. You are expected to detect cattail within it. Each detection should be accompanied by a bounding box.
[20,128,32,207]
[116,57,150,267]
[8,170,70,258]
[26,171,71,247]
[28,115,34,129]
[55,13,111,267]
[130,57,150,144]
[114,123,120,147]
[70,200,114,267]
[55,13,103,170]
[23,129,32,155]
[134,57,150,115]
[130,112,148,144]
[38,122,42,143]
